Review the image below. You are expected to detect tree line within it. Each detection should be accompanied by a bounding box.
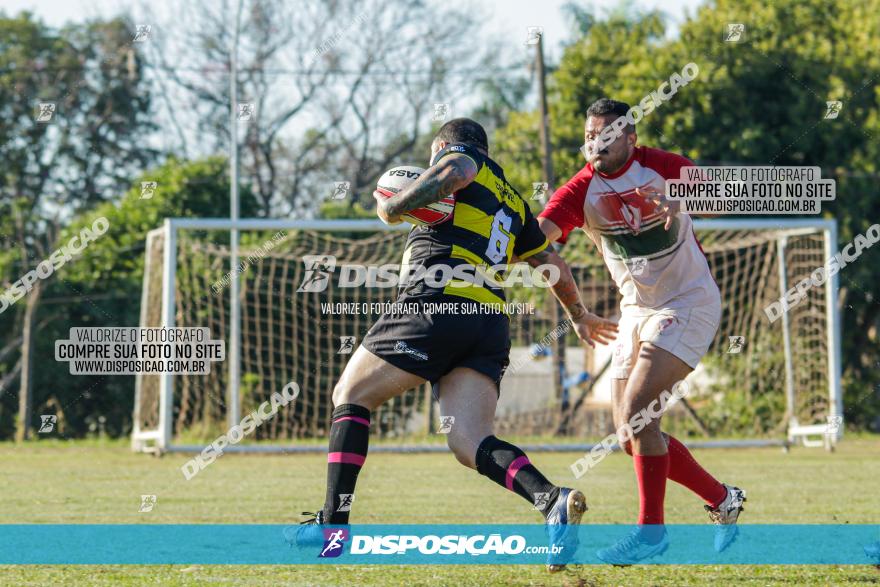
[1,0,878,440]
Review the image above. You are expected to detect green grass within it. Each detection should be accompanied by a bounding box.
[1,438,879,585]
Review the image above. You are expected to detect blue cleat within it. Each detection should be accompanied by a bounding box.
[596,526,669,566]
[545,488,588,572]
[283,510,326,549]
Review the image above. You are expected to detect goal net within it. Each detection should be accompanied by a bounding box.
[132,218,841,453]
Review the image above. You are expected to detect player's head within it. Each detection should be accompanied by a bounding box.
[584,98,637,174]
[431,118,489,161]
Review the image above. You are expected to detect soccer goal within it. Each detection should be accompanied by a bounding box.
[132,218,842,454]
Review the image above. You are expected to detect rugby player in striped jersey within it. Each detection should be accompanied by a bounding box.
[292,118,617,571]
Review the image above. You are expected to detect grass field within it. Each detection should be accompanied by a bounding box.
[1,438,879,586]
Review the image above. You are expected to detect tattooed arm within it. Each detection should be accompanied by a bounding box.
[374,154,478,224]
[525,246,618,347]
[526,247,588,320]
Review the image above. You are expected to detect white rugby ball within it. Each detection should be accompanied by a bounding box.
[375,166,455,226]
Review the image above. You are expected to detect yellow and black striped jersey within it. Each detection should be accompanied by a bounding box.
[401,143,549,307]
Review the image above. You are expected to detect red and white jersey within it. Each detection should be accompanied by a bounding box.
[539,146,719,313]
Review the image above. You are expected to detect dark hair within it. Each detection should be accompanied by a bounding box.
[586,98,634,133]
[434,118,488,151]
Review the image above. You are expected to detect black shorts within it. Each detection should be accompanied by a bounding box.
[361,293,510,393]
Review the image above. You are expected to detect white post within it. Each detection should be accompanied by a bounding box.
[132,230,161,451]
[159,219,177,451]
[776,237,797,435]
[228,0,244,429]
[824,223,843,442]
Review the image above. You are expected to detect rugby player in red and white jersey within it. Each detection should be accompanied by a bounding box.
[538,99,747,565]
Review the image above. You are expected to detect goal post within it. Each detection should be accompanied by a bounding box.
[132,217,842,454]
[703,218,843,449]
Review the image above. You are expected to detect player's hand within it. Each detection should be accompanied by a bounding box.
[372,190,402,225]
[637,186,680,231]
[571,311,618,348]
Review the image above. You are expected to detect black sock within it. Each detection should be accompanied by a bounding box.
[322,404,371,524]
[475,435,560,516]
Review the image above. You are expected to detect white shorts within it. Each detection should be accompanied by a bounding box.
[610,302,721,379]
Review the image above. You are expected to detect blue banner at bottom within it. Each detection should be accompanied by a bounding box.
[1,524,878,565]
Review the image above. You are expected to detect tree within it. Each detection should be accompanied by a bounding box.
[143,0,500,217]
[0,12,158,439]
[0,157,257,440]
[494,0,880,429]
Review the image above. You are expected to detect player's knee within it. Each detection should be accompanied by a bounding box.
[332,381,385,410]
[623,418,660,439]
[446,434,477,469]
[617,406,661,450]
[331,382,351,407]
[451,446,475,469]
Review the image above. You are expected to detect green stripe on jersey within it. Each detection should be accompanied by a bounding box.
[602,218,681,260]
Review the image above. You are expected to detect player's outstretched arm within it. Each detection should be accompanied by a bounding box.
[373,154,478,224]
[537,217,563,242]
[525,247,618,347]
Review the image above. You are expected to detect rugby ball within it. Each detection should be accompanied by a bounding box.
[375,166,455,227]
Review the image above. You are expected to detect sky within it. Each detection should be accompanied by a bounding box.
[5,0,706,60]
[3,0,709,194]
[479,0,703,60]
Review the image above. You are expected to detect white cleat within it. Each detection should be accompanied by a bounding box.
[705,484,746,552]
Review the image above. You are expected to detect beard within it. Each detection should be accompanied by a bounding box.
[592,149,628,174]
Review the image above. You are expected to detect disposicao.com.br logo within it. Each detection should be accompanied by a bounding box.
[341,533,561,557]
[296,255,560,292]
[319,528,349,558]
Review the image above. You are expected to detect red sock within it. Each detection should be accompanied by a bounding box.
[633,453,669,526]
[666,436,727,507]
